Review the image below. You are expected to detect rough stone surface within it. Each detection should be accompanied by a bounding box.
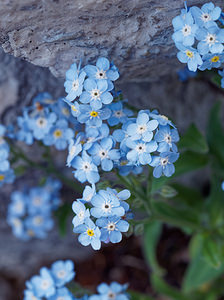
[0,0,223,81]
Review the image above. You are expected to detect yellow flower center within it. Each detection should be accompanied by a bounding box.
[211,55,219,63]
[90,111,98,117]
[0,175,5,181]
[87,229,94,236]
[54,129,62,138]
[71,105,77,112]
[186,50,193,58]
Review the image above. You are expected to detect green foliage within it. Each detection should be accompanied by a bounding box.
[178,124,209,154]
[129,290,155,300]
[144,221,164,275]
[54,203,72,236]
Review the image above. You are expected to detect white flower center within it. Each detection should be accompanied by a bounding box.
[69,145,77,156]
[137,124,147,134]
[41,280,50,290]
[82,162,92,171]
[102,201,112,213]
[57,270,66,278]
[33,197,42,206]
[107,291,116,299]
[114,110,123,118]
[33,216,43,225]
[107,222,116,231]
[161,115,168,120]
[201,12,211,22]
[99,149,108,159]
[206,33,216,45]
[36,117,47,128]
[160,157,169,166]
[96,69,107,79]
[182,24,192,36]
[91,89,101,100]
[136,143,146,154]
[78,210,85,220]
[72,79,79,91]
[57,297,65,300]
[15,202,23,212]
[164,134,172,143]
[62,107,70,116]
[13,218,22,228]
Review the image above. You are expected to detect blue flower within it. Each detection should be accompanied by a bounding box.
[27,187,51,214]
[0,169,15,187]
[64,62,86,101]
[73,218,101,250]
[222,181,224,191]
[32,92,56,109]
[218,69,224,88]
[72,151,100,184]
[0,147,10,172]
[107,101,133,126]
[84,57,119,84]
[88,137,120,171]
[48,287,74,300]
[79,79,113,110]
[126,139,158,165]
[25,213,54,239]
[78,105,111,127]
[172,12,198,46]
[29,267,55,298]
[106,188,131,212]
[91,189,125,218]
[89,282,129,300]
[17,112,34,145]
[29,112,57,140]
[24,289,41,300]
[154,125,179,152]
[150,152,179,178]
[199,53,224,70]
[72,201,90,227]
[176,43,203,71]
[43,119,74,150]
[126,112,158,142]
[77,184,96,203]
[96,216,129,243]
[196,24,224,55]
[52,98,72,121]
[190,3,221,28]
[148,110,175,127]
[63,98,81,118]
[50,260,75,288]
[8,191,26,217]
[66,135,83,167]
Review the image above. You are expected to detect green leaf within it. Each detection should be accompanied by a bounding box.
[179,124,209,154]
[14,165,27,176]
[134,223,144,236]
[129,290,155,300]
[151,199,200,230]
[151,200,199,229]
[206,178,224,227]
[55,204,72,236]
[151,275,189,300]
[143,221,164,275]
[207,101,224,168]
[171,183,203,210]
[183,235,224,293]
[202,235,222,269]
[174,151,209,177]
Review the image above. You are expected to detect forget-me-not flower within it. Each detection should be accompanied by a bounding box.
[190,3,221,28]
[176,43,203,71]
[50,260,75,288]
[150,151,180,178]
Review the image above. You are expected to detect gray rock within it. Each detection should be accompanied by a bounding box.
[0,0,223,80]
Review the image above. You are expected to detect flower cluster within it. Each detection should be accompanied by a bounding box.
[23,259,129,300]
[73,186,131,250]
[64,57,180,184]
[89,282,129,300]
[7,178,61,240]
[172,2,224,75]
[0,124,15,187]
[24,260,75,300]
[16,93,76,150]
